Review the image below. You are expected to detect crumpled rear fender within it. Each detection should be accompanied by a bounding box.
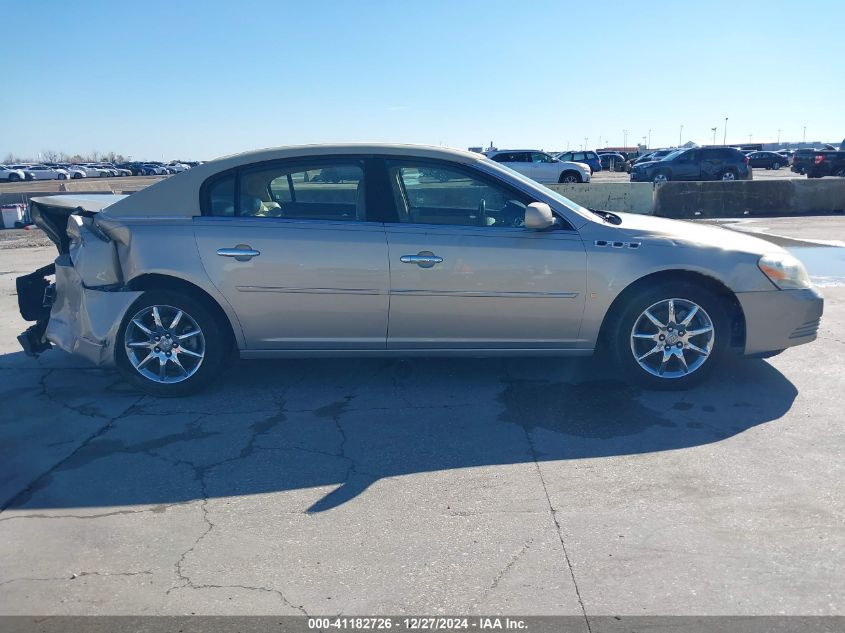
[45,256,142,366]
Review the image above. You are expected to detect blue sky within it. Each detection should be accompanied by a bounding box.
[2,0,843,160]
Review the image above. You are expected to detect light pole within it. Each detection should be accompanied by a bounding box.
[803,126,806,144]
[711,127,717,145]
[584,137,589,151]
[648,129,652,149]
[777,129,781,144]
[679,124,683,147]
[623,129,628,148]
[723,117,728,145]
[642,136,647,147]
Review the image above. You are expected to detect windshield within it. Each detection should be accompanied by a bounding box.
[661,150,685,161]
[478,158,594,224]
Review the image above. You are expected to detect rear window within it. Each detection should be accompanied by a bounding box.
[205,160,366,221]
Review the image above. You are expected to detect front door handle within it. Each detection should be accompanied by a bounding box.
[400,251,443,268]
[217,245,260,261]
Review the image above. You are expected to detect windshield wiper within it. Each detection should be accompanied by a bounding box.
[588,208,622,225]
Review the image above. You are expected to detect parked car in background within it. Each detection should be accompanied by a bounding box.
[71,164,110,178]
[96,164,132,177]
[554,150,602,174]
[17,144,822,396]
[598,153,628,172]
[791,139,845,178]
[746,151,787,170]
[166,162,190,173]
[629,147,751,183]
[0,165,27,182]
[61,165,88,179]
[12,165,71,180]
[485,149,591,183]
[632,149,674,165]
[142,164,169,175]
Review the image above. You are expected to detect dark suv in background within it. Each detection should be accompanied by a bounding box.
[629,147,751,183]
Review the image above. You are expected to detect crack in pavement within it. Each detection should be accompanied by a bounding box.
[0,504,176,522]
[501,366,592,633]
[0,570,153,587]
[1,371,146,512]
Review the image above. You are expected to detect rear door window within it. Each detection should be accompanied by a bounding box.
[205,160,367,221]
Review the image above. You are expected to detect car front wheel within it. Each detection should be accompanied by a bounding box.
[559,171,581,183]
[652,171,669,183]
[720,169,737,181]
[115,290,228,396]
[610,282,730,390]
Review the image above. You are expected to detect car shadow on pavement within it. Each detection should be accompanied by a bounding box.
[0,352,798,513]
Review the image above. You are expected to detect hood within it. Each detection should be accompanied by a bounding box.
[29,194,127,253]
[612,212,784,256]
[632,160,664,170]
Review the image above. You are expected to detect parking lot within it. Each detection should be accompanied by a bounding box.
[592,166,807,183]
[0,216,842,618]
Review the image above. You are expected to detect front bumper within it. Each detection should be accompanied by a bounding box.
[736,287,824,355]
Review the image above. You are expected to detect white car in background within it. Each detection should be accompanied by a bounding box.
[484,150,592,184]
[62,165,88,179]
[73,165,111,178]
[13,165,71,180]
[0,165,27,182]
[165,162,190,173]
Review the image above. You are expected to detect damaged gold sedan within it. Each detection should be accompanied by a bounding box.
[17,145,823,396]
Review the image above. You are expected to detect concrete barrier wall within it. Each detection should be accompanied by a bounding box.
[653,179,845,218]
[546,183,654,214]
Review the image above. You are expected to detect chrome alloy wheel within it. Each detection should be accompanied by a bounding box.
[124,305,205,384]
[629,298,715,379]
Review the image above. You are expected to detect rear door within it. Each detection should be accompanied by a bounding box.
[381,158,586,349]
[699,149,726,179]
[672,150,702,180]
[194,157,390,350]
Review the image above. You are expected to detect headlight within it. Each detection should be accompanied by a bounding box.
[758,253,811,289]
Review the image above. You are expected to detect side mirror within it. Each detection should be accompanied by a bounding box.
[524,202,556,230]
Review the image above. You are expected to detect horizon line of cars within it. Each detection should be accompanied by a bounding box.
[0,160,202,182]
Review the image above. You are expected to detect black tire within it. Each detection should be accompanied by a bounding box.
[72,173,82,179]
[8,173,20,182]
[772,161,780,170]
[558,171,581,184]
[652,170,670,183]
[719,169,738,181]
[609,281,731,390]
[115,289,228,396]
[57,173,67,180]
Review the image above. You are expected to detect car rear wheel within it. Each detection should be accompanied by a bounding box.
[652,171,669,183]
[8,173,20,182]
[720,169,737,181]
[57,173,67,180]
[559,171,581,183]
[772,161,781,170]
[115,290,228,396]
[610,282,730,390]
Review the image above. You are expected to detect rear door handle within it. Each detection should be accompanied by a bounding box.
[217,246,260,261]
[400,252,443,268]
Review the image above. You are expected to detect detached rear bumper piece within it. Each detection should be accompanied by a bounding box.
[17,256,142,366]
[737,287,824,356]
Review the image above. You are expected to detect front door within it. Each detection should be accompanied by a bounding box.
[194,158,389,350]
[382,160,586,349]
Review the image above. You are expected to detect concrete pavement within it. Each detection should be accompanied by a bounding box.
[0,219,843,617]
